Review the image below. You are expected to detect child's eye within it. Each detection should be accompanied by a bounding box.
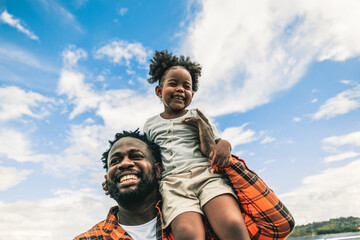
[184,85,191,90]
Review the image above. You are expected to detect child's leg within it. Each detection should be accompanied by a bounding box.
[171,212,205,240]
[203,194,250,240]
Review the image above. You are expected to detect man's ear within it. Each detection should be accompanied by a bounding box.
[155,85,162,98]
[154,162,162,179]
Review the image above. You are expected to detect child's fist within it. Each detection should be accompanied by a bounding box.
[209,139,232,168]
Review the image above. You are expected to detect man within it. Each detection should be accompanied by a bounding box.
[74,130,294,240]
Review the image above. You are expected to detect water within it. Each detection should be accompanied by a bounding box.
[288,232,360,240]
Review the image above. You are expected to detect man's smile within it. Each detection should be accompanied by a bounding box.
[115,173,141,188]
[120,174,139,183]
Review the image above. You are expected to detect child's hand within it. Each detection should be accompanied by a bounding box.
[102,175,109,196]
[209,139,232,168]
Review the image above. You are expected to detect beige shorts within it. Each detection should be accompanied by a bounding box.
[159,165,237,228]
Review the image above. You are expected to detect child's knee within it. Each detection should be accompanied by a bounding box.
[224,215,247,232]
[172,221,204,240]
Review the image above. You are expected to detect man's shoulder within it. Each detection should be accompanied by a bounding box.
[74,220,107,240]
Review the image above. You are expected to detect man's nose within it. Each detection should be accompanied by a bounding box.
[118,157,134,169]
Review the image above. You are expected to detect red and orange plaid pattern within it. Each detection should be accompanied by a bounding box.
[211,155,295,240]
[74,156,294,240]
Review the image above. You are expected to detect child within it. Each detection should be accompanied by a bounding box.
[143,50,251,240]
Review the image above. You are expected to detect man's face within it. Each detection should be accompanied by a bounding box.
[106,137,161,207]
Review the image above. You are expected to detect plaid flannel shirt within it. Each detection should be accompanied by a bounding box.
[74,156,295,240]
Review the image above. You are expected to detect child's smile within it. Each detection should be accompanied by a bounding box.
[155,66,194,118]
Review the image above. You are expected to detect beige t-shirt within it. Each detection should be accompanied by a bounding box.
[143,109,220,177]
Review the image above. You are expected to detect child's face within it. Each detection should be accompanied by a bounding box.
[155,67,194,113]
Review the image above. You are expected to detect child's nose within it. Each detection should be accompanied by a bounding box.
[176,86,184,92]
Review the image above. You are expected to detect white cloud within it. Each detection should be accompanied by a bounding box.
[95,40,152,67]
[57,68,160,125]
[341,80,357,86]
[126,69,136,75]
[63,123,106,165]
[0,10,39,40]
[0,128,47,163]
[37,0,83,32]
[221,123,258,147]
[280,159,360,225]
[62,45,88,67]
[96,75,105,81]
[321,131,360,164]
[0,43,58,72]
[57,46,100,119]
[287,139,295,144]
[323,151,360,163]
[260,136,276,144]
[97,89,161,131]
[181,0,360,116]
[57,69,100,119]
[0,166,32,191]
[53,46,162,175]
[58,45,161,125]
[311,98,318,103]
[0,86,54,122]
[264,159,275,165]
[322,131,360,147]
[312,84,360,120]
[293,117,301,122]
[72,0,88,8]
[0,188,115,240]
[118,8,128,16]
[41,123,106,178]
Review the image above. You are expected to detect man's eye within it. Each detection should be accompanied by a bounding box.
[131,154,143,160]
[110,158,121,165]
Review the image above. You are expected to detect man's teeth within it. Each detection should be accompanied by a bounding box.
[119,175,139,183]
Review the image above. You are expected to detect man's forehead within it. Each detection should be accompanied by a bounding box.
[109,137,148,155]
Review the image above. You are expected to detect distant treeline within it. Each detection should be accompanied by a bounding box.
[289,216,360,237]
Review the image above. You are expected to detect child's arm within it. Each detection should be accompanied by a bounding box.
[181,109,216,157]
[182,109,232,167]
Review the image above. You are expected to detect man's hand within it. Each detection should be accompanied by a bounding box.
[102,175,109,196]
[181,109,216,157]
[209,139,232,168]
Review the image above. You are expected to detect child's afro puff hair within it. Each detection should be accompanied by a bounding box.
[147,50,202,92]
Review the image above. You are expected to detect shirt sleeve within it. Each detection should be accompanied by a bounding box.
[211,155,295,240]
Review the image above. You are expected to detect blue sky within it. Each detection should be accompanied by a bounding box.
[1,0,360,239]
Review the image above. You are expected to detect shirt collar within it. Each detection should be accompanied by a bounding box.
[102,202,166,239]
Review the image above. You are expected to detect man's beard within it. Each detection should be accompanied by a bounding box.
[107,167,158,208]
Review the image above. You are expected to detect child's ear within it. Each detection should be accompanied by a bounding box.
[155,85,162,98]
